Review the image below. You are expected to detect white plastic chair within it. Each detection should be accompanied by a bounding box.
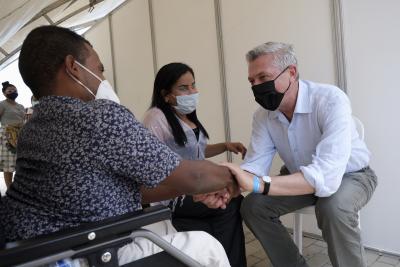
[292,115,364,253]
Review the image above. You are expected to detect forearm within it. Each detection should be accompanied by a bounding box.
[140,185,183,204]
[160,160,237,195]
[266,172,315,196]
[205,143,226,158]
[238,169,315,196]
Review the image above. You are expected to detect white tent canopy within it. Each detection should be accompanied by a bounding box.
[0,0,126,70]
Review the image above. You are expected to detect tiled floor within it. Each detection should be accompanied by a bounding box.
[244,226,400,267]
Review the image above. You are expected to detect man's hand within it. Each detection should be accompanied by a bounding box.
[220,162,253,192]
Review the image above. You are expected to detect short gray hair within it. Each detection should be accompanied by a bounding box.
[246,42,298,72]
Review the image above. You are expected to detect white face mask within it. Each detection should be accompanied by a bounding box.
[67,61,120,104]
[174,93,199,114]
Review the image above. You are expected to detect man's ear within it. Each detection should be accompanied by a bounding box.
[64,55,80,78]
[289,65,298,81]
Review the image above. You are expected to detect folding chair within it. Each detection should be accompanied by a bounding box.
[0,205,202,267]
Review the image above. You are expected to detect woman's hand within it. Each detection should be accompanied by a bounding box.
[193,188,230,209]
[225,142,247,159]
[220,162,253,192]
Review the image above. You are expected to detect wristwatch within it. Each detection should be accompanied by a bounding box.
[261,175,271,195]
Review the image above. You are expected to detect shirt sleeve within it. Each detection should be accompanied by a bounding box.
[300,92,352,197]
[96,103,181,188]
[241,109,276,176]
[142,108,171,143]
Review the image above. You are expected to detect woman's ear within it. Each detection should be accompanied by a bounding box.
[161,89,170,103]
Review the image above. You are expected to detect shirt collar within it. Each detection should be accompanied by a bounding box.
[268,80,311,121]
[293,80,312,114]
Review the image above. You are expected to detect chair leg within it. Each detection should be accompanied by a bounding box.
[293,213,303,254]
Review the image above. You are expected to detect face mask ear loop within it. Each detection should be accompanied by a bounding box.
[66,68,96,98]
[282,81,291,94]
[273,66,290,82]
[74,61,103,83]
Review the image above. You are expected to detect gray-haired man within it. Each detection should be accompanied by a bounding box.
[236,42,377,267]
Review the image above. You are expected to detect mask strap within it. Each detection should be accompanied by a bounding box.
[275,66,292,94]
[75,61,103,82]
[282,81,291,94]
[273,66,290,81]
[66,69,96,98]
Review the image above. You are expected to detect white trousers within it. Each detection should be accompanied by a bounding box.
[118,220,231,267]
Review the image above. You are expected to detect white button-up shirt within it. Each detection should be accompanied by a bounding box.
[241,80,370,197]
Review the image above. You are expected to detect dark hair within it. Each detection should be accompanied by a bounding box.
[151,62,209,146]
[2,81,15,93]
[18,25,91,98]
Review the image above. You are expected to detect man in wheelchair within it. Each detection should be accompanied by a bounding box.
[0,25,238,267]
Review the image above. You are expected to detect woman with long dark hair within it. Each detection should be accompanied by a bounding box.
[143,63,247,267]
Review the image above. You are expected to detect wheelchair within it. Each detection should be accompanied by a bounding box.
[0,205,202,267]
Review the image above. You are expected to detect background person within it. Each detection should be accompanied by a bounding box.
[24,95,39,122]
[0,81,25,189]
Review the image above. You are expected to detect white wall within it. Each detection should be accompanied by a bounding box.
[108,0,154,118]
[84,0,399,254]
[151,0,227,162]
[84,17,115,88]
[221,0,336,158]
[342,0,400,254]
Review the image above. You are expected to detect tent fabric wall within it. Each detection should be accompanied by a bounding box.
[0,0,126,70]
[0,1,52,47]
[342,0,400,255]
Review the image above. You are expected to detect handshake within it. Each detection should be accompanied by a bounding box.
[193,162,256,209]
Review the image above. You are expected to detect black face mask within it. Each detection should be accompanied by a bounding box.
[251,67,290,111]
[6,92,18,101]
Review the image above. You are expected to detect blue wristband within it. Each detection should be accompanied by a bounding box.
[253,175,260,193]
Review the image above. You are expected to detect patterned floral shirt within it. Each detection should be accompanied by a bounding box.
[0,96,181,241]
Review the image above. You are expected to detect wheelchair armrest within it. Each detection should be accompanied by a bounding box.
[0,205,171,267]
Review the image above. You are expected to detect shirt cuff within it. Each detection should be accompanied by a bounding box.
[300,165,334,197]
[240,163,263,177]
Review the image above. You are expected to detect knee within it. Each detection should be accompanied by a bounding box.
[240,193,274,222]
[316,199,339,219]
[316,198,359,229]
[193,231,226,253]
[188,231,230,265]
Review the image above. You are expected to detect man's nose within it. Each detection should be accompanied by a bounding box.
[252,80,262,86]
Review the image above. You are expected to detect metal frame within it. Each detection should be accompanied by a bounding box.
[332,0,348,92]
[0,0,107,69]
[148,0,158,77]
[214,0,232,162]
